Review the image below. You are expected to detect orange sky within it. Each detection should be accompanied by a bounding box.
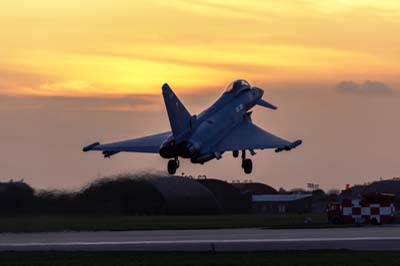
[1,1,400,189]
[0,0,399,96]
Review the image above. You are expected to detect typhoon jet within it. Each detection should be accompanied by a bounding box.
[83,79,302,174]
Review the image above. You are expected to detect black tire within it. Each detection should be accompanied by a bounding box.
[243,159,253,174]
[167,160,177,175]
[371,218,380,225]
[331,216,341,224]
[233,150,239,158]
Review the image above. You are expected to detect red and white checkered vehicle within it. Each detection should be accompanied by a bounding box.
[327,193,396,224]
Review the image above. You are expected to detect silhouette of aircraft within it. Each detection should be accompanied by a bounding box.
[83,79,302,174]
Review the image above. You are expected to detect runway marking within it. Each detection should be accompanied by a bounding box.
[2,237,400,247]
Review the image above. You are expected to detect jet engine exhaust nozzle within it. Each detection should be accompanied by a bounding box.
[177,141,199,158]
[159,139,177,159]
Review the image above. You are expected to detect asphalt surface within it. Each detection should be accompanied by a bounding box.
[0,225,399,251]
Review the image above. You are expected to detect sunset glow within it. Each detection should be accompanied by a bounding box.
[1,0,399,96]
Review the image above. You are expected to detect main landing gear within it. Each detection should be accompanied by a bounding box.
[241,150,253,174]
[167,157,179,175]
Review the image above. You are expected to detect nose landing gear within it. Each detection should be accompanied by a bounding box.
[167,158,179,175]
[241,150,253,174]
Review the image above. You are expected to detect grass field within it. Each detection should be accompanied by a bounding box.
[0,213,335,233]
[0,212,397,233]
[0,251,399,266]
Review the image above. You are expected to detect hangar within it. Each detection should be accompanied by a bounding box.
[197,178,251,213]
[79,175,219,215]
[233,182,278,195]
[147,176,219,214]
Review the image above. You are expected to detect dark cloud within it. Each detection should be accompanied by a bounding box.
[335,80,398,96]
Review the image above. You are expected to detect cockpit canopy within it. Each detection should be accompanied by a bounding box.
[224,79,251,94]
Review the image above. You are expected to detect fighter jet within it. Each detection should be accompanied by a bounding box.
[83,79,302,174]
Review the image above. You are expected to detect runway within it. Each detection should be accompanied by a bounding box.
[0,225,399,251]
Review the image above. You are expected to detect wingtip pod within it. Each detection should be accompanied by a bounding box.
[82,142,100,152]
[275,139,302,153]
[291,139,302,148]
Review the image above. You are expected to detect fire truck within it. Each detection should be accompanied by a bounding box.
[327,193,396,225]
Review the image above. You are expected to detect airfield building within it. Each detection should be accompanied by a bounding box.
[251,194,312,213]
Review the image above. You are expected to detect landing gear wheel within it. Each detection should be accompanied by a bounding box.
[242,159,253,174]
[370,218,380,225]
[167,159,179,175]
[233,150,239,158]
[330,216,341,224]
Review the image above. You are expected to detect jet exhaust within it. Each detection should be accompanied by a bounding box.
[176,141,199,158]
[159,139,177,158]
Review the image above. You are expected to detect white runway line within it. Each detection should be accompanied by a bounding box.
[3,236,400,247]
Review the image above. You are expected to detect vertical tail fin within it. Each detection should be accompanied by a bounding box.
[162,83,191,137]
